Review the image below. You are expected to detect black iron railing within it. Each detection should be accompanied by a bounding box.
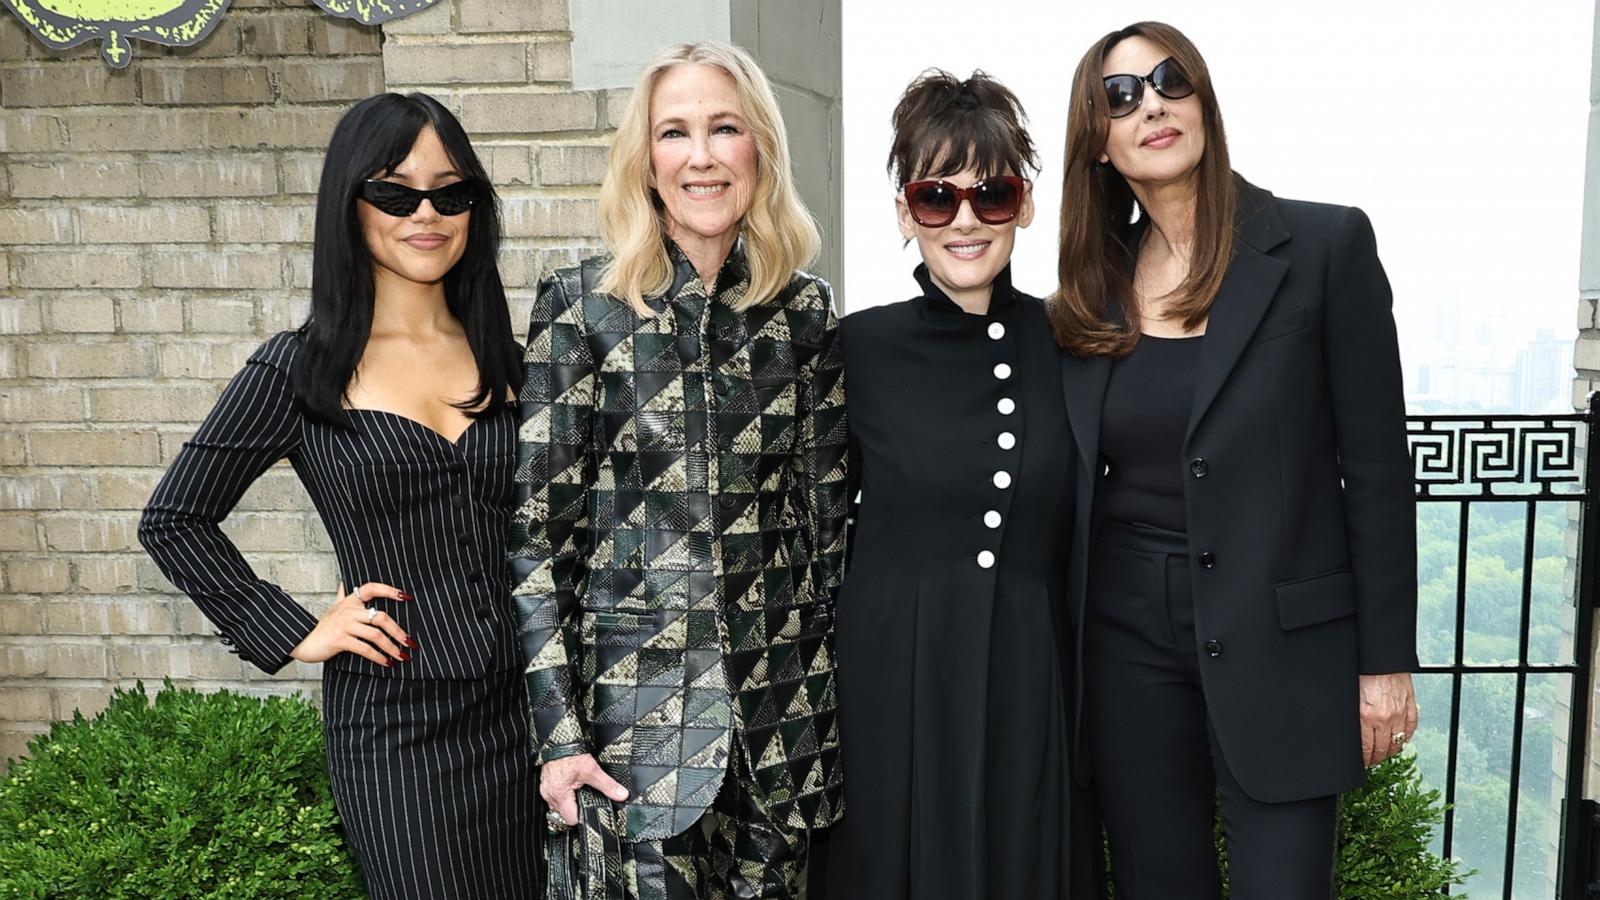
[1405,395,1599,898]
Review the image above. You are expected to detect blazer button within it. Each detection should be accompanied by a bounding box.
[719,495,736,508]
[1199,552,1216,568]
[1205,640,1224,657]
[1190,458,1209,478]
[468,571,484,584]
[977,550,996,569]
[457,533,472,546]
[452,493,466,508]
[476,605,492,619]
[718,433,734,451]
[988,322,1005,340]
[714,379,731,398]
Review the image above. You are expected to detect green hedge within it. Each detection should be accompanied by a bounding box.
[0,681,363,900]
[1334,752,1470,898]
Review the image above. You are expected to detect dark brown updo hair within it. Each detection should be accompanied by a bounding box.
[887,70,1038,187]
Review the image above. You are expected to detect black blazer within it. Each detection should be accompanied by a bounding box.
[1062,178,1419,803]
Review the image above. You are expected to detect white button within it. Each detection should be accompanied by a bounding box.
[997,398,1015,415]
[993,363,1012,380]
[998,431,1016,450]
[977,550,996,568]
[993,470,1012,489]
[988,322,1005,340]
[984,510,1002,528]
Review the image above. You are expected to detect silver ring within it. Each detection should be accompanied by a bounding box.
[366,606,378,624]
[545,809,570,834]
[353,585,364,603]
[1390,731,1408,745]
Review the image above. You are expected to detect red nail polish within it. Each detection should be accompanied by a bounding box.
[398,592,413,601]
[379,658,392,668]
[404,637,417,648]
[399,652,412,662]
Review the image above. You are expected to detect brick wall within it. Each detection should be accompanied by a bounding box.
[0,0,611,763]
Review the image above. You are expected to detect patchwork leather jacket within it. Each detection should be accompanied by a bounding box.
[509,241,847,841]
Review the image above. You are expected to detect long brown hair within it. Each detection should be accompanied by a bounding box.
[1052,21,1235,357]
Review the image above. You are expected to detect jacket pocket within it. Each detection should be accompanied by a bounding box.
[1275,568,1357,630]
[588,609,656,647]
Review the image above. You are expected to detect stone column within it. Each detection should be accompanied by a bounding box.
[731,0,843,305]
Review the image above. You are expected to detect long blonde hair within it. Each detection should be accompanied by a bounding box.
[598,41,820,315]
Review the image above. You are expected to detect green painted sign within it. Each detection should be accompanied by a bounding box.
[3,0,232,68]
[312,0,439,26]
[3,0,440,68]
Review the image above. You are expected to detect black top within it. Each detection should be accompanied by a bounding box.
[1098,333,1205,532]
[138,331,521,680]
[825,264,1095,900]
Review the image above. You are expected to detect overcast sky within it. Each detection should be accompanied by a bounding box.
[840,1,1595,374]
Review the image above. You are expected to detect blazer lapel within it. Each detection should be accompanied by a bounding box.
[1062,353,1111,478]
[1184,181,1291,446]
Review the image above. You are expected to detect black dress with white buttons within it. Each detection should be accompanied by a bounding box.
[139,332,538,900]
[823,265,1097,900]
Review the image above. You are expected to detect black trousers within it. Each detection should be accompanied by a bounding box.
[1085,520,1338,900]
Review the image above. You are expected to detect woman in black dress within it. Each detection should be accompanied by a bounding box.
[138,93,538,899]
[823,71,1097,900]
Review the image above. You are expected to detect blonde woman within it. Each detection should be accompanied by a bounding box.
[507,41,846,899]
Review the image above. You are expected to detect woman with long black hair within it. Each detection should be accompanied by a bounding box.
[139,92,537,899]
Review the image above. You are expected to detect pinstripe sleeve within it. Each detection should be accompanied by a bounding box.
[508,272,596,763]
[138,333,318,674]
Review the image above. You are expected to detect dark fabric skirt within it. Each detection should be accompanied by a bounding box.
[821,565,1101,900]
[322,666,539,900]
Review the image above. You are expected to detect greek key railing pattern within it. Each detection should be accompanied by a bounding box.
[1407,414,1586,499]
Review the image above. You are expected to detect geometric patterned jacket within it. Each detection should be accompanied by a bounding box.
[508,240,848,841]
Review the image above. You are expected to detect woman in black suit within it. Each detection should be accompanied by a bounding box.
[824,70,1099,900]
[1053,22,1420,899]
[139,93,537,899]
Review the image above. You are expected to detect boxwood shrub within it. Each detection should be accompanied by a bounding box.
[0,681,363,899]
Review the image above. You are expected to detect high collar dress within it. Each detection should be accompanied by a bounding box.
[822,265,1098,899]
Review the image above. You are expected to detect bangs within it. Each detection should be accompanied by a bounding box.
[911,119,1028,183]
[359,95,481,183]
[888,70,1037,187]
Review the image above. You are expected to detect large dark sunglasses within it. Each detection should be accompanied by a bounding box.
[903,175,1027,228]
[358,179,479,217]
[1102,57,1195,119]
